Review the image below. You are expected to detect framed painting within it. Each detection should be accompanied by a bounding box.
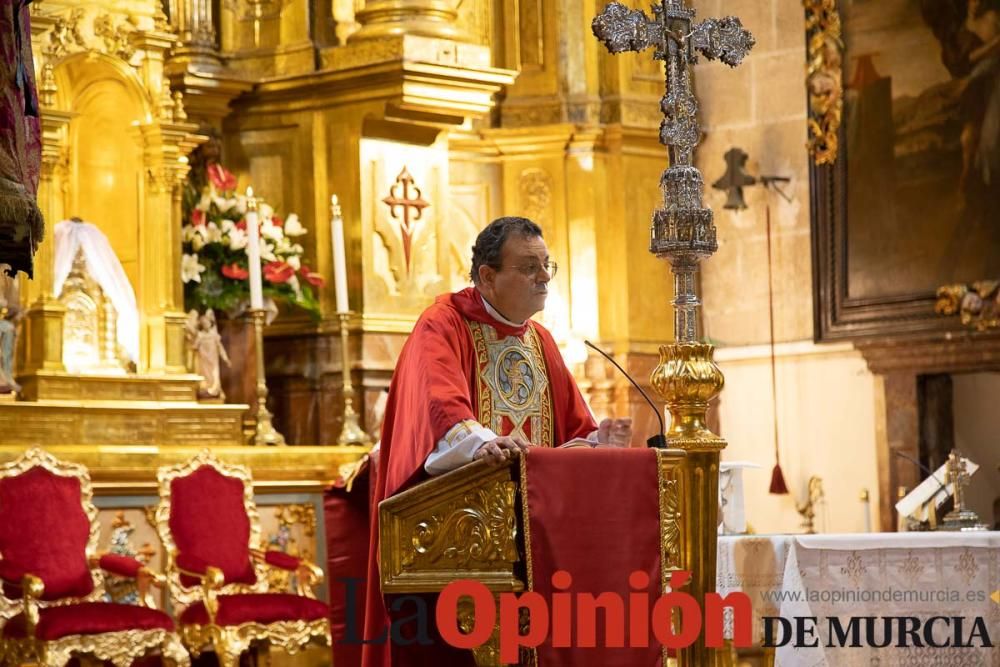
[807,0,1000,340]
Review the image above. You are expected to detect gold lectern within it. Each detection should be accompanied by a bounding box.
[379,448,686,666]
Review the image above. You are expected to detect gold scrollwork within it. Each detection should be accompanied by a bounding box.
[803,0,844,165]
[93,14,136,62]
[518,168,552,226]
[5,622,190,667]
[179,619,330,667]
[403,481,518,568]
[936,281,1000,331]
[457,596,501,666]
[659,474,682,572]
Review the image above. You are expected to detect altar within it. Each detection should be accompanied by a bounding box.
[717,532,1000,666]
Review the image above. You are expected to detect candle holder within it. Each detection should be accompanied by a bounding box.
[249,308,285,446]
[337,312,372,446]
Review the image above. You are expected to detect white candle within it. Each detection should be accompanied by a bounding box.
[246,187,264,310]
[330,195,349,314]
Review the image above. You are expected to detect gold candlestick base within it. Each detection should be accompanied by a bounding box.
[337,312,373,447]
[250,309,285,446]
[650,342,725,667]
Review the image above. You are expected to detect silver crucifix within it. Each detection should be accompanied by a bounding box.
[593,1,753,342]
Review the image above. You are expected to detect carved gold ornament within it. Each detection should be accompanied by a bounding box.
[179,619,330,667]
[936,281,1000,331]
[3,629,189,667]
[656,449,683,573]
[650,342,725,447]
[403,480,518,569]
[803,0,844,165]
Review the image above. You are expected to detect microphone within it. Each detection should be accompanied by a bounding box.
[894,450,950,498]
[584,340,668,449]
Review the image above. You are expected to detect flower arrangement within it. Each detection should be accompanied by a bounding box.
[181,163,324,318]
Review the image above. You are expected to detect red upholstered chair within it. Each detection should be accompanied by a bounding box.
[154,450,331,667]
[0,448,188,667]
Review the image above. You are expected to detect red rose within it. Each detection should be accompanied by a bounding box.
[221,263,249,280]
[263,261,295,284]
[271,215,283,227]
[207,163,237,192]
[236,218,247,231]
[191,209,206,227]
[299,264,326,287]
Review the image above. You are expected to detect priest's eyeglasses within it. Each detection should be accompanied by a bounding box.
[508,261,558,278]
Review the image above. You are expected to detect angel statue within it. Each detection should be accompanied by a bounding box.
[185,308,231,400]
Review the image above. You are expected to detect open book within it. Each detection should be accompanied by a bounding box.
[557,438,623,449]
[558,438,593,449]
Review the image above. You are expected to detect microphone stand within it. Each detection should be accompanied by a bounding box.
[584,340,667,448]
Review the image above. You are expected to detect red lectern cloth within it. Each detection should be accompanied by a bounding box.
[521,447,663,667]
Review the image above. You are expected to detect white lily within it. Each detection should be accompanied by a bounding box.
[181,253,206,284]
[286,255,301,271]
[283,214,305,236]
[205,222,223,243]
[228,228,248,251]
[274,235,292,253]
[288,274,303,299]
[261,220,284,242]
[262,242,277,263]
[191,231,205,251]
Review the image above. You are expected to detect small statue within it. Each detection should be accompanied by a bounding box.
[186,308,231,400]
[941,450,987,531]
[0,305,20,395]
[0,263,22,398]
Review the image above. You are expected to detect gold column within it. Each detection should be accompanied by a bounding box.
[136,108,201,374]
[19,108,72,376]
[168,0,221,69]
[651,343,725,666]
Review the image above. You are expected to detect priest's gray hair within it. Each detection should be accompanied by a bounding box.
[470,216,543,285]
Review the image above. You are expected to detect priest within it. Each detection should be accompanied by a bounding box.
[362,216,632,667]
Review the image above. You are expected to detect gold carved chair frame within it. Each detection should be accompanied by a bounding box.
[154,449,330,667]
[0,448,188,667]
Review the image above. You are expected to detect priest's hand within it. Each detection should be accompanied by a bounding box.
[597,418,632,447]
[474,435,531,465]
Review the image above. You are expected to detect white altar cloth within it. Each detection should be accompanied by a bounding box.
[717,532,1000,666]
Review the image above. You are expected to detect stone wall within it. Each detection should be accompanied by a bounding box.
[691,0,882,533]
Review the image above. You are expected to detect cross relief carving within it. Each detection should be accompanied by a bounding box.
[382,166,431,274]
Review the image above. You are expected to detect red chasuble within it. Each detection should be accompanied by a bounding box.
[362,287,596,667]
